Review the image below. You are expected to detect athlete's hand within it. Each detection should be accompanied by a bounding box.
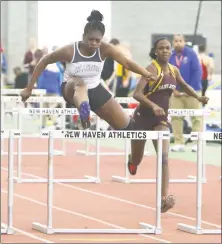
[198,96,209,105]
[152,104,165,116]
[146,73,158,81]
[20,87,32,103]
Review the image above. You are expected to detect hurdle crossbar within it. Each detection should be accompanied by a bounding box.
[32,130,169,234]
[177,131,222,235]
[1,130,15,235]
[1,88,46,95]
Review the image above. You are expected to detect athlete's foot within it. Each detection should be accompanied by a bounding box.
[79,101,91,129]
[127,154,137,175]
[161,195,176,213]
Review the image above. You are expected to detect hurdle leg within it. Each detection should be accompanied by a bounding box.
[177,132,221,235]
[14,112,23,183]
[84,115,101,183]
[1,100,5,153]
[188,117,207,184]
[112,139,131,183]
[61,101,66,156]
[188,139,207,184]
[33,131,54,234]
[2,131,15,234]
[139,132,163,234]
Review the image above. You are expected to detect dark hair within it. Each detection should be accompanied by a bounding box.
[84,10,105,36]
[109,38,120,46]
[198,44,206,53]
[13,66,21,73]
[149,37,168,59]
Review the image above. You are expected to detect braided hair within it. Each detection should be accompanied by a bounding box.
[84,10,105,36]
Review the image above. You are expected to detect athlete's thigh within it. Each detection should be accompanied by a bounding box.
[131,108,148,161]
[62,80,75,105]
[94,97,129,129]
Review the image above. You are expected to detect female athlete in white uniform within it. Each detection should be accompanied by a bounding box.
[21,10,157,131]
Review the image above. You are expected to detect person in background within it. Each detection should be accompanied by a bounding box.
[198,44,215,98]
[14,67,28,89]
[169,34,202,152]
[115,42,133,108]
[101,38,120,94]
[36,49,64,129]
[23,37,38,81]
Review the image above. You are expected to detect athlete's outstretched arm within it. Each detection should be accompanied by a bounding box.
[174,66,209,104]
[27,45,72,90]
[102,42,157,81]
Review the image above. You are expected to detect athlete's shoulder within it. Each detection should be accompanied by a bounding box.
[146,61,157,73]
[170,64,178,71]
[169,64,179,77]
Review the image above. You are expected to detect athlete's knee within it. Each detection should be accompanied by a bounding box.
[162,153,168,164]
[117,118,135,131]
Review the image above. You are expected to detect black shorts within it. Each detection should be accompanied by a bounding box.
[61,82,112,112]
[133,106,170,130]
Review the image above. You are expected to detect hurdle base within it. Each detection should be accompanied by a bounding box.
[139,222,161,235]
[13,176,99,184]
[111,176,205,184]
[177,223,222,235]
[1,149,64,156]
[188,175,207,184]
[1,224,14,234]
[84,175,100,183]
[32,222,159,234]
[76,150,125,156]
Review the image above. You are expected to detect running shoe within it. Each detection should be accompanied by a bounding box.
[79,101,91,129]
[127,154,137,175]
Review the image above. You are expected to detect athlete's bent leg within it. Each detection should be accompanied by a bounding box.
[127,109,147,175]
[94,96,130,129]
[62,77,90,129]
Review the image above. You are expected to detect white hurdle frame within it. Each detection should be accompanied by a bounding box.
[178,131,222,235]
[1,96,67,183]
[31,129,169,234]
[1,130,15,235]
[2,108,101,184]
[112,108,208,184]
[76,97,211,184]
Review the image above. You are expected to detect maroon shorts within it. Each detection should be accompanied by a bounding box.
[133,106,170,131]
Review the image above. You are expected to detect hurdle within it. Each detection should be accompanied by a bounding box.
[76,97,210,184]
[76,98,150,156]
[1,130,15,235]
[1,89,45,154]
[3,108,101,184]
[108,108,210,184]
[31,129,169,234]
[1,96,67,183]
[178,131,222,235]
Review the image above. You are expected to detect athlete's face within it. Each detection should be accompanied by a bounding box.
[173,35,185,52]
[156,40,172,62]
[83,30,103,52]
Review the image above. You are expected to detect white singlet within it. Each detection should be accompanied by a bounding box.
[63,41,105,89]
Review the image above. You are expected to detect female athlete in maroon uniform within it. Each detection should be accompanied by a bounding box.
[128,38,209,213]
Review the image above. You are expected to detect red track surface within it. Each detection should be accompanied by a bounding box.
[1,138,221,243]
